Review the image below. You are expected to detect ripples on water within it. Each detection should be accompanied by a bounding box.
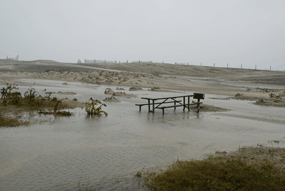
[1,80,285,190]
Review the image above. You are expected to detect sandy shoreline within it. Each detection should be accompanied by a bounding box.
[1,59,284,107]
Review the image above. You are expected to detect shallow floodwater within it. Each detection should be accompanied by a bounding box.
[1,80,285,190]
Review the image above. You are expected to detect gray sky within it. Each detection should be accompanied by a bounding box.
[1,0,285,70]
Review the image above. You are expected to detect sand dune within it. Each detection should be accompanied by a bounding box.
[0,59,284,107]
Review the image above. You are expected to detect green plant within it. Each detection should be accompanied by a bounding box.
[84,98,107,116]
[134,166,146,178]
[143,159,285,191]
[0,84,77,127]
[135,171,142,178]
[24,87,37,104]
[1,83,19,99]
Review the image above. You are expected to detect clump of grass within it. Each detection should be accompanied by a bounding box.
[0,83,75,127]
[1,83,64,109]
[143,147,285,191]
[85,98,107,116]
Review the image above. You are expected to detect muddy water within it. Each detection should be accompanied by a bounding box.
[1,80,285,191]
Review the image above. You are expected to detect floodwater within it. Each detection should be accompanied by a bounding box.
[1,80,285,191]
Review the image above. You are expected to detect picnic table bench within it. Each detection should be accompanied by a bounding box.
[135,93,205,114]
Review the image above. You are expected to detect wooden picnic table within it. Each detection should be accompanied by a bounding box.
[136,93,204,114]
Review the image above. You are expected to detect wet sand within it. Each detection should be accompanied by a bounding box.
[0,60,285,190]
[1,59,285,105]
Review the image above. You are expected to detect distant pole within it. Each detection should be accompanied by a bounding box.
[241,64,242,69]
[139,60,140,63]
[270,66,271,71]
[127,60,128,63]
[255,65,257,70]
[214,63,215,67]
[227,63,228,68]
[201,63,202,66]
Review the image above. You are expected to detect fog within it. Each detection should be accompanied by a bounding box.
[1,0,285,70]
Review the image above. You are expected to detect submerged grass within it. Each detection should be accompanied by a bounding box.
[0,83,78,127]
[143,146,285,191]
[0,83,67,109]
[0,83,108,127]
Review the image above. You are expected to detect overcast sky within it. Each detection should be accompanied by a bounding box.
[1,0,285,70]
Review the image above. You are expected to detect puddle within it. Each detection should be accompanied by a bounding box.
[1,80,285,190]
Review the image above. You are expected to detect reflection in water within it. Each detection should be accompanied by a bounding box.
[1,81,285,190]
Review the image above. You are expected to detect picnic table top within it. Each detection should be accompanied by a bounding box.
[141,94,193,100]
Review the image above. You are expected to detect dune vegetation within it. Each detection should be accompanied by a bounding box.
[142,146,285,191]
[0,83,107,127]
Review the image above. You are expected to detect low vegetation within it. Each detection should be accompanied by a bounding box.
[142,146,285,191]
[1,83,67,109]
[85,98,108,116]
[0,84,107,127]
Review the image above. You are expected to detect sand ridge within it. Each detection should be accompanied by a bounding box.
[1,60,285,107]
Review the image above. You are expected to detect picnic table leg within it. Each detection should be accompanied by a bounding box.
[148,100,150,112]
[139,106,141,111]
[188,96,190,111]
[162,108,164,115]
[183,96,185,111]
[152,100,155,113]
[174,100,176,110]
[197,98,200,113]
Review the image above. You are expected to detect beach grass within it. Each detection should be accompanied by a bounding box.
[142,146,285,191]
